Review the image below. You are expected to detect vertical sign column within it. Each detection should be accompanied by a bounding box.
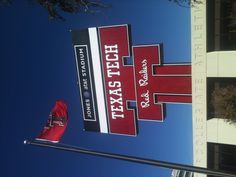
[99,25,137,136]
[133,45,164,121]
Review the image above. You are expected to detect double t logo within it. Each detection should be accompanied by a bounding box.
[73,24,192,136]
[133,45,191,121]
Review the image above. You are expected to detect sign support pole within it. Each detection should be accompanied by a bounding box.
[24,140,236,177]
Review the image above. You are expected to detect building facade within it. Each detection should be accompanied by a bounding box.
[171,170,193,177]
[191,0,236,176]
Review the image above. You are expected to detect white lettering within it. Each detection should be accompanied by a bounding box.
[105,44,120,77]
[108,81,124,119]
[105,44,118,54]
[104,45,124,119]
[108,81,121,88]
[78,48,87,77]
[112,111,124,119]
[138,59,148,87]
[85,99,92,118]
[140,90,150,108]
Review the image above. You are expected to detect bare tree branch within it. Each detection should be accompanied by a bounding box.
[1,0,109,20]
[0,0,12,5]
[168,0,203,8]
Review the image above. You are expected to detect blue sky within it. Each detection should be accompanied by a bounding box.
[0,1,192,177]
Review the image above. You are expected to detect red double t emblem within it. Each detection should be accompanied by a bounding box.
[73,24,192,136]
[133,45,191,121]
[99,25,192,135]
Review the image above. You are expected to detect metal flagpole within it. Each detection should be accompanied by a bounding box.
[24,140,236,177]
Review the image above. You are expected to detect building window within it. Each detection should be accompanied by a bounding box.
[171,170,193,177]
[207,0,236,51]
[207,77,236,124]
[207,143,236,177]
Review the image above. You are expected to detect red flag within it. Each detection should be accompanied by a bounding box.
[36,100,68,143]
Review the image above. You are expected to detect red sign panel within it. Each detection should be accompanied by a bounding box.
[133,45,191,121]
[72,24,192,136]
[99,25,137,135]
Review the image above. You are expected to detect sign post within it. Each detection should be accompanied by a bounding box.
[24,140,236,177]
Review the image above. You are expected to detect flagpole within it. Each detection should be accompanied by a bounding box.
[24,140,236,177]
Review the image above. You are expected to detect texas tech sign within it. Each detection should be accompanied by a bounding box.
[72,24,191,136]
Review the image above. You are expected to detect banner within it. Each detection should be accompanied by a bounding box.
[36,100,68,143]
